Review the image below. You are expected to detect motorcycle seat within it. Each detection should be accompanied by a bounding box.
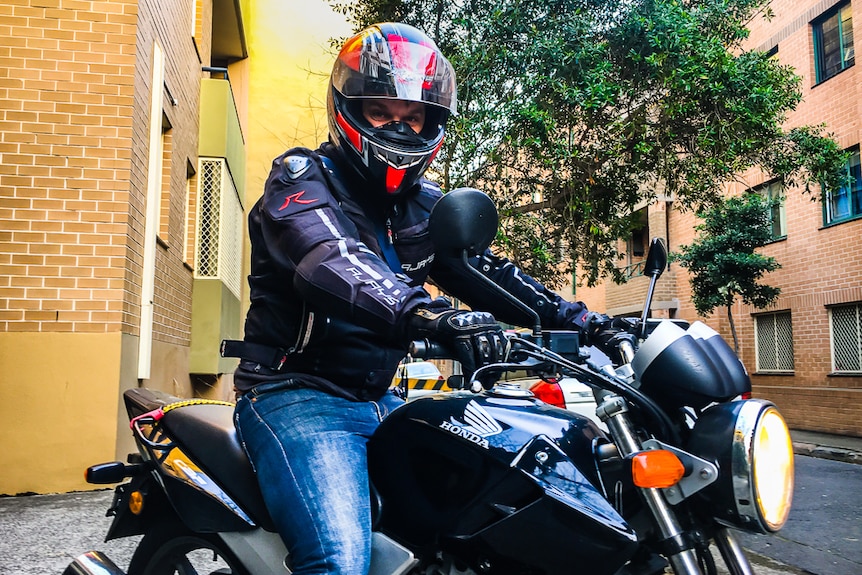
[159,402,276,532]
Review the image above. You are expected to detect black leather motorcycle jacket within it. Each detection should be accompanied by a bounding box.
[233,143,589,400]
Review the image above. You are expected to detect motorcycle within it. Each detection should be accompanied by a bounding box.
[64,189,794,575]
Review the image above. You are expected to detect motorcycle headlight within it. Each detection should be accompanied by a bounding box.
[687,399,794,533]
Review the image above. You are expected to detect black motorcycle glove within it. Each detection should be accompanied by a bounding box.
[581,311,637,365]
[580,311,612,347]
[407,303,506,380]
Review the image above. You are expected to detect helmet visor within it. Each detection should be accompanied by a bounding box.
[332,23,457,115]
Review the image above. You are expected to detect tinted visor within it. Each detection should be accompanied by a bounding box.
[331,23,457,115]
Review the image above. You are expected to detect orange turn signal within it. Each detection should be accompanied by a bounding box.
[129,490,145,515]
[631,449,685,488]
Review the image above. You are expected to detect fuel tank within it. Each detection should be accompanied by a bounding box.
[368,390,638,574]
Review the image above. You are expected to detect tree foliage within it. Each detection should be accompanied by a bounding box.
[671,193,781,351]
[329,0,847,288]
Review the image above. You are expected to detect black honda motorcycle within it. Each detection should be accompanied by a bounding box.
[64,189,794,575]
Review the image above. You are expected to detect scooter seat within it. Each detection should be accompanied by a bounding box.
[159,401,276,531]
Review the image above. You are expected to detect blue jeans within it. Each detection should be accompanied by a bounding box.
[234,381,404,575]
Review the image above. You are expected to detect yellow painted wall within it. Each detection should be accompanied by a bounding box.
[243,0,352,209]
[226,0,352,333]
[0,333,126,494]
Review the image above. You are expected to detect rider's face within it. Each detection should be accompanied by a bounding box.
[362,99,426,133]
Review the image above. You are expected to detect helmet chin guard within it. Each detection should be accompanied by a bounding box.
[327,23,456,197]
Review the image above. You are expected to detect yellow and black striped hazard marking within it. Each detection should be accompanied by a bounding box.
[407,378,450,391]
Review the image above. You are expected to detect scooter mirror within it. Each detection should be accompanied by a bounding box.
[429,188,498,257]
[644,238,667,278]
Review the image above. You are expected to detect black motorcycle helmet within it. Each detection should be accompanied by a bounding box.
[327,23,457,197]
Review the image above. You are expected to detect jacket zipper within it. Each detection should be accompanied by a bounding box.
[292,304,315,354]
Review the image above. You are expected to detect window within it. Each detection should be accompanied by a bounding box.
[183,160,196,266]
[158,125,172,242]
[825,146,862,225]
[813,2,855,83]
[751,179,786,240]
[831,303,862,373]
[195,158,244,299]
[755,312,794,373]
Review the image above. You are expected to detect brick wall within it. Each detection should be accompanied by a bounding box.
[0,0,203,348]
[131,0,202,346]
[0,0,217,495]
[0,0,139,333]
[674,0,862,435]
[594,0,862,436]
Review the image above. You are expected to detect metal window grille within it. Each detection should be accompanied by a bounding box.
[195,158,243,299]
[755,312,794,372]
[831,304,862,372]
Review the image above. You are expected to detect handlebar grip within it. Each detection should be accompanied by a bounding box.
[409,339,454,360]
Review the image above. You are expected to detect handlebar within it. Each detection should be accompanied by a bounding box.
[410,329,680,444]
[409,338,454,360]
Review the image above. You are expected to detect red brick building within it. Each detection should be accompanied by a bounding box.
[581,0,862,436]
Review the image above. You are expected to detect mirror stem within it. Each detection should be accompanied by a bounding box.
[460,251,542,338]
[640,271,658,340]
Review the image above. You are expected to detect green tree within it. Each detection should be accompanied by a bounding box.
[330,0,846,288]
[671,194,781,352]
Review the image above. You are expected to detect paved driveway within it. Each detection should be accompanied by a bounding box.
[0,489,138,575]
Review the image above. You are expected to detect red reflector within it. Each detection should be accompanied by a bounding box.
[530,380,565,409]
[741,391,752,399]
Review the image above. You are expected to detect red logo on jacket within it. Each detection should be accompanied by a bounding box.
[278,190,318,211]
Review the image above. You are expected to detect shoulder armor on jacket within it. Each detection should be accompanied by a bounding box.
[283,154,313,180]
[262,149,333,219]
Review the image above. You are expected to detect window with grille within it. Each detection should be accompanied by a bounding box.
[825,146,862,225]
[831,303,862,373]
[755,312,794,373]
[813,2,855,84]
[196,158,244,299]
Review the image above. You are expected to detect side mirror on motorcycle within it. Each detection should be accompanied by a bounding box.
[643,238,667,278]
[640,238,667,339]
[429,187,498,257]
[429,188,542,337]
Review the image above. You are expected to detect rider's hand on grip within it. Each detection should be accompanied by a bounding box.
[407,301,505,379]
[583,311,637,365]
[581,311,612,346]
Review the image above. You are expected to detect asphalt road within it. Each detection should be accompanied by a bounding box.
[736,454,862,575]
[0,487,805,575]
[0,489,138,574]
[0,454,858,575]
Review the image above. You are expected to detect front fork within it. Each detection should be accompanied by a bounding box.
[596,389,755,575]
[597,393,704,574]
[714,527,755,575]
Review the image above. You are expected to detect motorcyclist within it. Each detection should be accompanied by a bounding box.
[226,22,603,575]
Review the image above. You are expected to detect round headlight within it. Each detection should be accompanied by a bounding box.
[686,399,794,533]
[748,406,794,531]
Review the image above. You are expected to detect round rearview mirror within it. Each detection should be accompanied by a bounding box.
[429,188,498,256]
